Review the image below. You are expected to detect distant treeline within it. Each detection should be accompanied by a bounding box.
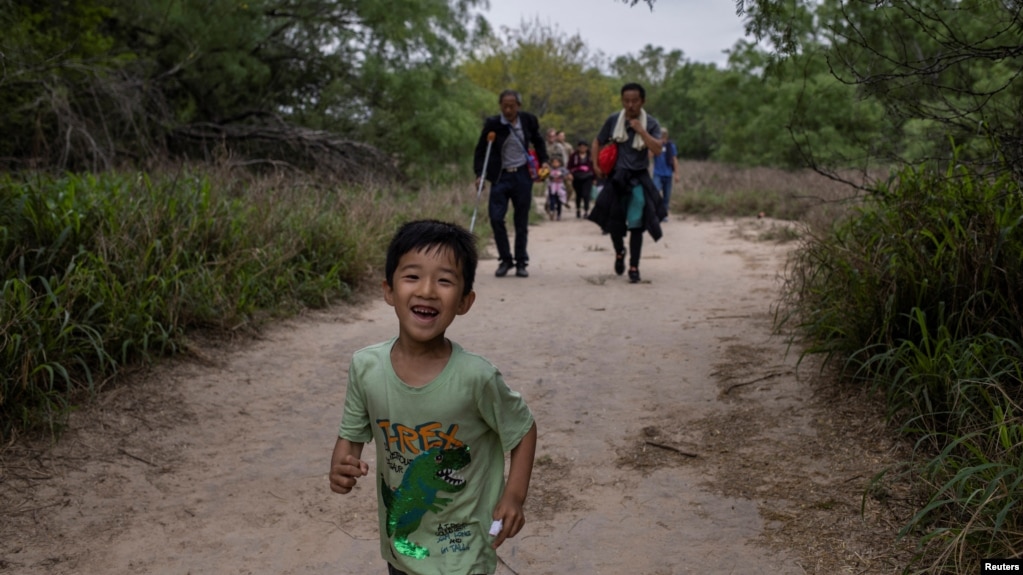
[4,1,1022,181]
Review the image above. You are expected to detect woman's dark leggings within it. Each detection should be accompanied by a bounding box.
[611,228,644,268]
[574,178,593,213]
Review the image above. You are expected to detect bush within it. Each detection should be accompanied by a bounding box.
[780,160,1023,573]
[0,168,477,439]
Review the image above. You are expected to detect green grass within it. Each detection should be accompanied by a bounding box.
[779,159,1023,573]
[0,168,484,439]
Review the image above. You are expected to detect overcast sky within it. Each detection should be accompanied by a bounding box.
[477,0,749,67]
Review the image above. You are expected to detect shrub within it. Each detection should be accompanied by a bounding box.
[0,168,475,438]
[780,161,1023,573]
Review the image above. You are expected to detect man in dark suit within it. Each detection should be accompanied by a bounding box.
[474,90,549,278]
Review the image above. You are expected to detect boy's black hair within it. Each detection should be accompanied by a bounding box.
[621,82,646,101]
[385,220,478,295]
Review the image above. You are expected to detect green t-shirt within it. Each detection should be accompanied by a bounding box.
[339,337,535,575]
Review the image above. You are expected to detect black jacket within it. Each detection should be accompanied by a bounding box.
[473,112,548,183]
[587,169,666,241]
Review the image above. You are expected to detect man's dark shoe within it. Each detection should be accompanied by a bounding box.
[495,261,513,277]
[515,264,529,278]
[614,251,626,275]
[628,267,640,283]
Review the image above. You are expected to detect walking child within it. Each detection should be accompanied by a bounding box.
[329,219,538,575]
[544,156,570,220]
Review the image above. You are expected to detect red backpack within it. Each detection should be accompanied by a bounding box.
[597,143,618,174]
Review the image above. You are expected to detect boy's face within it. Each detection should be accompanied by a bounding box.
[383,246,475,346]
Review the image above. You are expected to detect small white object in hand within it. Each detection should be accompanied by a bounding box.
[489,519,503,536]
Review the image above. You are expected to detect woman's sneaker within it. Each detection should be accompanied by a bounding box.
[628,267,640,283]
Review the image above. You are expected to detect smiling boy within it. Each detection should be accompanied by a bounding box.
[329,219,538,575]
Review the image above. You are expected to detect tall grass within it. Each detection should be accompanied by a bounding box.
[780,160,1023,573]
[0,168,479,439]
[4,159,827,439]
[675,160,868,225]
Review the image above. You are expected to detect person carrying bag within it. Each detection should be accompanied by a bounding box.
[588,82,667,284]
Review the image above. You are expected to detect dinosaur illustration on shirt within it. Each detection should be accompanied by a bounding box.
[381,445,471,558]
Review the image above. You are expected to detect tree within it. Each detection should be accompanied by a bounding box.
[0,0,142,170]
[111,0,488,173]
[619,0,655,8]
[737,0,1023,177]
[652,62,732,161]
[610,45,686,92]
[0,0,490,176]
[462,18,617,145]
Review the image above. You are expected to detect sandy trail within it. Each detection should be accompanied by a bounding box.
[1,208,905,574]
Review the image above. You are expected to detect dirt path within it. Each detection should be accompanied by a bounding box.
[1,209,912,574]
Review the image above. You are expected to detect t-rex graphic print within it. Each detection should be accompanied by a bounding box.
[381,445,471,558]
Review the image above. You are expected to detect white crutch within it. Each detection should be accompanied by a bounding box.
[471,131,496,232]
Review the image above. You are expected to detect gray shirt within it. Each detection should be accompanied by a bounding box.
[596,111,661,172]
[501,116,528,169]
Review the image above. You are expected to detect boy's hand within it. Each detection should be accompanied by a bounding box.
[490,495,526,549]
[329,453,369,494]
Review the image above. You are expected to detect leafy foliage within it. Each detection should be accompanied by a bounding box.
[461,18,618,145]
[738,0,1023,177]
[610,45,686,92]
[0,0,489,175]
[0,170,389,437]
[781,159,1023,572]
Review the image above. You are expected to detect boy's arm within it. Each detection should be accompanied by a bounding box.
[491,421,538,549]
[329,437,369,494]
